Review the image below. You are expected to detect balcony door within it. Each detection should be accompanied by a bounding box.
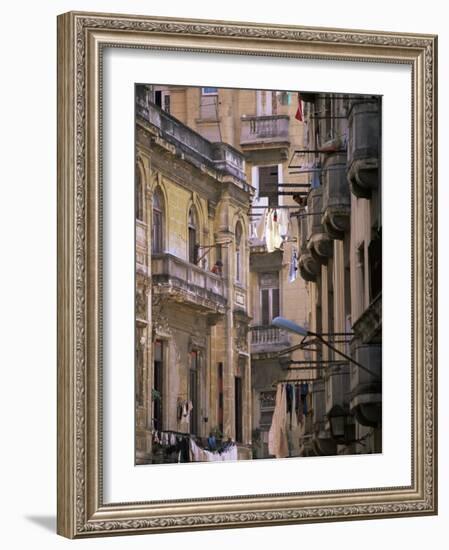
[152,187,164,254]
[256,90,276,116]
[260,272,280,326]
[188,206,199,264]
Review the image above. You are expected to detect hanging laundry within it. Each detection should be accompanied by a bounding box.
[255,208,290,252]
[287,387,303,457]
[295,92,303,122]
[265,208,275,252]
[277,208,290,239]
[301,383,309,415]
[189,438,238,462]
[268,383,289,458]
[256,208,268,241]
[286,383,294,429]
[207,434,217,451]
[288,247,299,283]
[250,219,259,240]
[311,161,321,189]
[295,383,303,424]
[265,209,283,253]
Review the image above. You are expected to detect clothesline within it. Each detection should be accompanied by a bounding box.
[249,205,301,209]
[272,379,315,387]
[152,429,238,463]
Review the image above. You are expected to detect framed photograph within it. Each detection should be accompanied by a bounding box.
[57,11,437,538]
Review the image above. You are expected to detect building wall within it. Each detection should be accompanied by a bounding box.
[296,94,382,455]
[135,97,253,463]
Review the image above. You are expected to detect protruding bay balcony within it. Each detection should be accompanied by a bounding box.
[307,187,333,263]
[310,379,337,456]
[151,253,227,314]
[297,210,320,282]
[324,363,355,445]
[322,153,351,240]
[347,100,380,198]
[349,343,382,428]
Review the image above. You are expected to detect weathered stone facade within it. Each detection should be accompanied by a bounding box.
[295,93,382,455]
[135,94,253,463]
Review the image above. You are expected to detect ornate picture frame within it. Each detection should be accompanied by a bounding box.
[57,11,437,538]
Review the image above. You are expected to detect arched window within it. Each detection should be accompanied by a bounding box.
[152,187,164,254]
[136,170,144,221]
[235,222,243,283]
[188,206,199,264]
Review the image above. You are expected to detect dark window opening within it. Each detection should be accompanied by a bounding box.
[154,91,171,114]
[218,362,224,435]
[136,171,143,221]
[235,222,243,282]
[153,340,163,431]
[369,232,382,301]
[188,207,199,264]
[258,165,279,207]
[135,330,144,407]
[152,188,164,254]
[357,242,366,308]
[189,351,199,435]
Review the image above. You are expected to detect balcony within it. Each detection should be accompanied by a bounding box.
[309,379,337,456]
[250,325,290,354]
[322,153,351,240]
[307,187,333,263]
[137,100,247,183]
[297,210,320,282]
[240,115,290,159]
[347,100,380,198]
[151,253,227,314]
[324,364,356,445]
[352,293,382,344]
[349,343,382,427]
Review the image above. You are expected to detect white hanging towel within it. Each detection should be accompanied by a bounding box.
[265,209,275,252]
[256,208,268,241]
[266,209,283,253]
[278,208,290,239]
[268,384,289,458]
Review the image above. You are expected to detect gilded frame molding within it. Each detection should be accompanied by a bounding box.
[57,11,438,538]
